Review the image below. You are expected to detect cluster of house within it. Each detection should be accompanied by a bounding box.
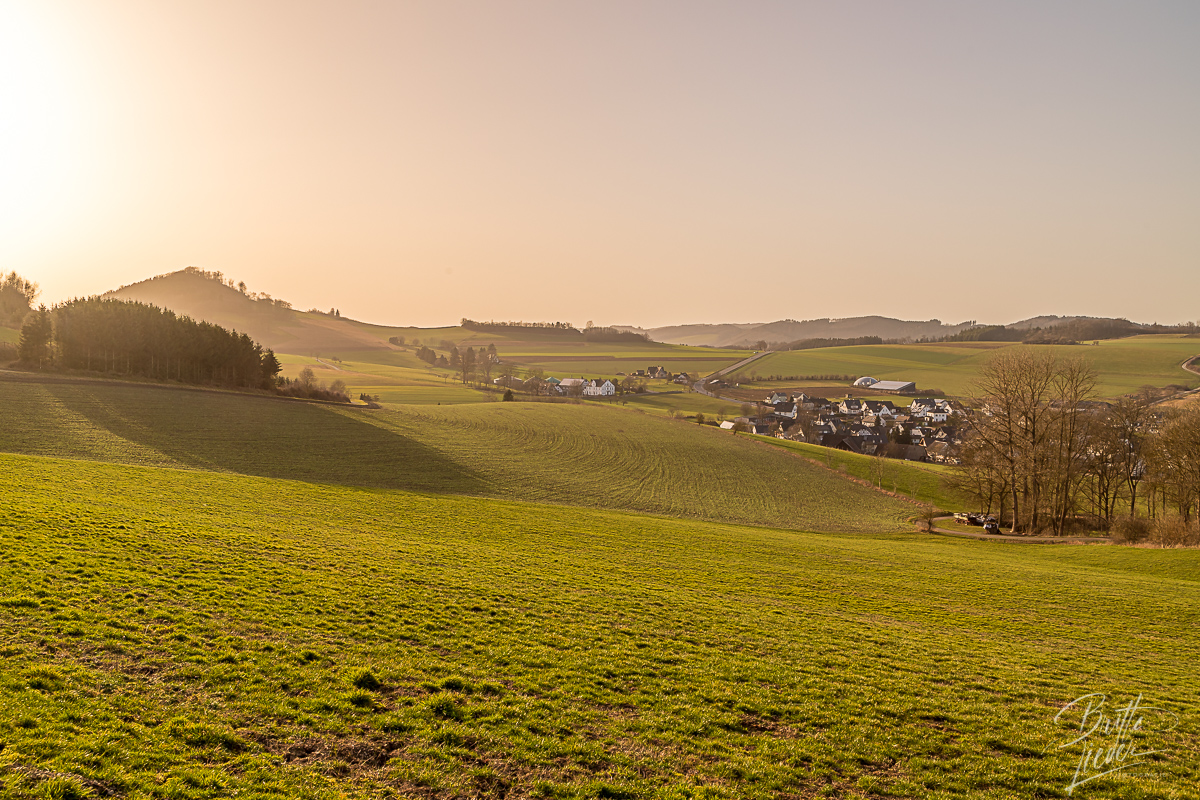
[492,375,618,396]
[626,366,692,384]
[494,366,693,396]
[722,388,966,463]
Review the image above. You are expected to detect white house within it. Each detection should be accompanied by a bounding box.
[582,379,616,397]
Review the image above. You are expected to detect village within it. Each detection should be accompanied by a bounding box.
[723,387,965,464]
[491,365,965,464]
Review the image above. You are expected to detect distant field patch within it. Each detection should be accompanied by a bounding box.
[750,336,1200,398]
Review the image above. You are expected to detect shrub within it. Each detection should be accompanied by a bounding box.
[1150,517,1200,547]
[1111,516,1152,544]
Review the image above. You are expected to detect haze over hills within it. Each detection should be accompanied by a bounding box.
[97,268,1155,355]
[625,315,1128,347]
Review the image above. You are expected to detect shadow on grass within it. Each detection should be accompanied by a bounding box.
[41,381,490,495]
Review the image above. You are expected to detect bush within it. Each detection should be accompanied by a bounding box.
[1111,517,1152,544]
[1151,517,1200,547]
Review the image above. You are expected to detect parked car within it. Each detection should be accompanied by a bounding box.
[983,520,999,534]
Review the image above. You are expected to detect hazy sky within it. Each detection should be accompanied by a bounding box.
[2,0,1198,328]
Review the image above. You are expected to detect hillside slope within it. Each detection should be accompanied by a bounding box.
[105,269,392,354]
[0,373,915,532]
[2,454,1198,798]
[745,336,1200,398]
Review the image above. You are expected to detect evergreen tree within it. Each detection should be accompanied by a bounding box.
[18,305,53,367]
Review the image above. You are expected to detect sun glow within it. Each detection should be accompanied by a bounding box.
[0,1,84,239]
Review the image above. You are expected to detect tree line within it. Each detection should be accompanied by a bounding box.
[942,318,1198,345]
[959,349,1200,542]
[18,297,283,390]
[458,318,649,343]
[784,336,884,351]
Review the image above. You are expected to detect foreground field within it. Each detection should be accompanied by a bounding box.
[746,336,1200,398]
[1,454,1197,798]
[0,373,916,533]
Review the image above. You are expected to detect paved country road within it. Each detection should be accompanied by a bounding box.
[692,351,771,400]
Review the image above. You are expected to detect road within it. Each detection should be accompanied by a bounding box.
[692,350,771,401]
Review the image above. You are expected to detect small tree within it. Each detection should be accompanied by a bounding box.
[260,349,282,388]
[695,412,706,425]
[17,305,53,367]
[503,388,514,402]
[459,346,476,384]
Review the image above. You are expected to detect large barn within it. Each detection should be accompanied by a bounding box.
[870,380,917,393]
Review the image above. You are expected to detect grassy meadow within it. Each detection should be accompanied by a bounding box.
[2,454,1198,799]
[0,374,916,533]
[750,436,973,512]
[274,339,747,407]
[743,336,1200,398]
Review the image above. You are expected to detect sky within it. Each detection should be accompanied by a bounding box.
[2,0,1198,329]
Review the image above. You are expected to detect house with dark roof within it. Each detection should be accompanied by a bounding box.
[839,398,864,415]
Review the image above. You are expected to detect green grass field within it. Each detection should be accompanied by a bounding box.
[2,454,1198,798]
[0,326,19,344]
[271,331,750,405]
[0,374,916,533]
[749,436,974,512]
[745,336,1200,398]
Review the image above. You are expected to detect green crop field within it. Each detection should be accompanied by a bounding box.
[749,436,974,512]
[744,336,1200,398]
[617,392,743,420]
[2,454,1198,798]
[0,374,916,533]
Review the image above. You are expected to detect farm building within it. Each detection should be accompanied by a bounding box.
[871,380,917,393]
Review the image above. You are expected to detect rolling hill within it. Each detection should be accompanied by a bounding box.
[0,372,916,532]
[739,336,1200,398]
[637,317,978,347]
[103,269,749,386]
[637,315,1158,348]
[105,268,393,355]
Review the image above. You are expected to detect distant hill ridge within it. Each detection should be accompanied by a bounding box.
[623,315,1147,347]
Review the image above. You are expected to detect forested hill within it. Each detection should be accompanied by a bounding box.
[105,268,391,354]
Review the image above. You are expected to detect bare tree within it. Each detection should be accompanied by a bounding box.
[1151,404,1200,522]
[963,349,1095,534]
